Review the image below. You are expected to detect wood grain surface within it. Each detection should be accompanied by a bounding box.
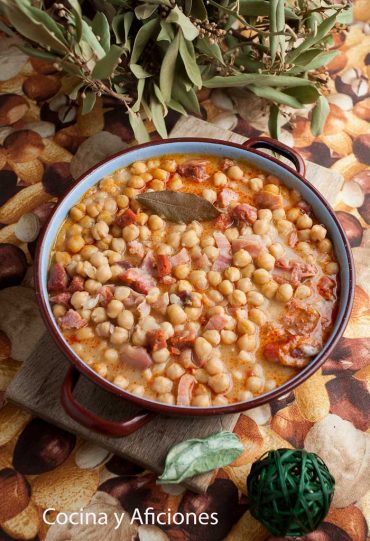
[6,116,343,493]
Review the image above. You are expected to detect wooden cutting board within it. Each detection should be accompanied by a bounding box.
[5,117,343,493]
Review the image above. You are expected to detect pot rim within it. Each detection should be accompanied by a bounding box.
[35,137,355,417]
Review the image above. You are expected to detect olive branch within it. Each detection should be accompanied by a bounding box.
[0,0,351,142]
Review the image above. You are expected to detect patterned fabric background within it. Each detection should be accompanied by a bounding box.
[0,2,369,540]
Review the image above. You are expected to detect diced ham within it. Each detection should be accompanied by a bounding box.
[204,314,228,331]
[140,250,157,276]
[161,275,176,285]
[68,275,85,293]
[119,268,156,294]
[232,203,257,224]
[218,188,239,208]
[98,286,114,307]
[297,200,312,215]
[48,263,69,292]
[177,374,196,406]
[291,261,317,285]
[123,288,145,308]
[212,231,232,272]
[168,330,197,351]
[171,248,190,267]
[49,292,71,305]
[156,254,172,279]
[273,258,317,287]
[128,240,145,259]
[177,290,193,305]
[214,213,233,231]
[115,208,137,228]
[220,158,235,171]
[255,190,283,210]
[317,276,336,300]
[288,229,298,247]
[152,292,169,315]
[231,235,264,257]
[59,309,87,330]
[282,300,320,336]
[137,300,151,318]
[263,336,319,368]
[146,329,167,352]
[120,344,153,370]
[178,159,209,182]
[192,251,211,271]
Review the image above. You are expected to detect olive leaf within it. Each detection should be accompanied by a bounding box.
[132,78,145,112]
[81,91,96,115]
[92,45,124,79]
[168,98,188,116]
[20,45,58,62]
[157,21,175,42]
[112,12,133,49]
[134,3,158,19]
[130,63,152,78]
[270,0,286,62]
[80,18,106,59]
[285,85,320,104]
[204,73,318,88]
[150,96,167,138]
[179,31,202,89]
[157,432,244,484]
[190,0,207,20]
[311,95,330,136]
[165,5,199,41]
[128,108,150,143]
[239,0,298,19]
[92,12,111,53]
[131,17,159,64]
[249,85,303,109]
[159,31,180,102]
[197,37,224,64]
[136,191,221,223]
[269,104,281,139]
[287,13,337,62]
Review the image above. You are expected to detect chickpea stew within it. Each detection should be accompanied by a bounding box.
[47,154,339,407]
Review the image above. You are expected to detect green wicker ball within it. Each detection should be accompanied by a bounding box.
[247,448,335,537]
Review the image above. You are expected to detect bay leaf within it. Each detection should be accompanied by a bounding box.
[81,91,96,115]
[150,96,167,138]
[287,14,337,63]
[165,5,199,41]
[284,85,320,104]
[92,12,111,53]
[179,31,202,89]
[203,73,317,89]
[132,78,145,112]
[249,84,303,109]
[311,95,330,136]
[159,30,180,102]
[131,17,159,65]
[268,104,281,140]
[157,21,174,42]
[157,432,244,484]
[135,3,158,19]
[130,63,152,79]
[128,108,150,144]
[136,191,221,223]
[92,44,124,79]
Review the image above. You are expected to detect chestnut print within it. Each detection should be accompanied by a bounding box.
[0,468,31,523]
[12,418,76,475]
[105,455,145,476]
[353,134,370,165]
[335,211,363,246]
[0,244,27,290]
[327,373,370,430]
[99,474,157,515]
[354,97,370,121]
[0,171,22,207]
[0,94,29,127]
[351,169,370,192]
[42,162,74,197]
[23,75,61,102]
[3,130,44,163]
[29,57,58,75]
[358,193,370,223]
[323,337,370,373]
[103,108,134,142]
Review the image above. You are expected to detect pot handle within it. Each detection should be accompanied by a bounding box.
[61,366,155,437]
[243,136,306,177]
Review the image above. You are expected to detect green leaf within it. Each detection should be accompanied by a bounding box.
[179,31,202,89]
[270,0,286,62]
[150,96,167,138]
[112,12,134,52]
[157,21,174,42]
[173,81,200,115]
[131,17,159,64]
[92,12,111,53]
[159,30,180,102]
[20,45,58,62]
[128,108,150,143]
[92,45,124,79]
[290,51,338,74]
[80,19,106,59]
[268,104,281,139]
[135,3,158,19]
[204,73,316,88]
[284,85,320,104]
[249,85,303,108]
[239,0,298,19]
[311,95,330,136]
[154,83,167,111]
[168,98,188,116]
[158,432,244,484]
[132,78,145,112]
[287,14,337,62]
[165,5,199,41]
[190,0,207,20]
[0,19,16,37]
[293,48,323,66]
[67,0,81,17]
[130,63,152,78]
[196,37,224,64]
[81,92,96,115]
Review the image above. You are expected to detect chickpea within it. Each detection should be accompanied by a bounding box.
[310,224,327,242]
[122,224,139,242]
[272,208,285,221]
[75,327,94,341]
[55,251,71,266]
[194,337,213,361]
[161,159,177,173]
[95,265,112,283]
[246,376,264,393]
[128,175,145,189]
[167,231,181,249]
[105,299,122,319]
[113,286,130,302]
[269,243,285,259]
[249,308,267,326]
[201,237,215,249]
[228,289,247,307]
[209,373,231,394]
[96,321,114,338]
[86,203,101,218]
[224,266,241,282]
[159,322,174,341]
[94,363,108,377]
[202,330,221,347]
[277,219,294,235]
[236,277,253,294]
[221,330,237,344]
[70,291,89,310]
[326,261,339,274]
[131,161,147,174]
[130,384,145,397]
[218,279,234,296]
[148,215,164,231]
[131,328,146,346]
[116,194,129,209]
[252,268,271,285]
[318,238,332,253]
[208,289,224,304]
[258,209,272,222]
[213,171,227,186]
[208,270,222,287]
[66,235,85,253]
[295,284,311,299]
[240,263,255,278]
[70,203,86,222]
[166,362,185,380]
[167,175,183,190]
[203,246,219,261]
[167,304,187,325]
[114,375,129,389]
[238,390,253,401]
[53,304,66,318]
[205,357,224,376]
[233,249,252,267]
[189,270,208,290]
[181,229,199,248]
[202,188,217,203]
[256,252,275,271]
[286,207,301,222]
[276,283,293,302]
[104,348,119,364]
[110,327,129,345]
[91,307,107,324]
[192,394,211,407]
[224,228,239,242]
[90,252,108,267]
[253,219,269,235]
[227,165,243,180]
[261,280,278,299]
[111,238,126,253]
[150,348,170,365]
[237,318,255,335]
[264,378,277,391]
[298,229,311,241]
[249,177,263,192]
[296,214,313,230]
[177,280,193,292]
[152,376,173,394]
[79,215,95,229]
[247,290,264,306]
